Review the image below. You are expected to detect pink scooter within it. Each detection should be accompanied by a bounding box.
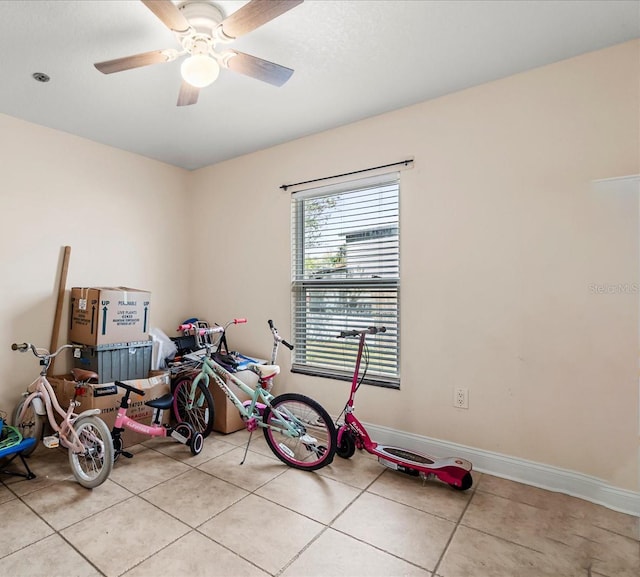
[335,326,473,490]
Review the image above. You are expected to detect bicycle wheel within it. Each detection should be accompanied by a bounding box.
[262,393,336,471]
[12,399,43,456]
[69,416,113,489]
[172,376,215,438]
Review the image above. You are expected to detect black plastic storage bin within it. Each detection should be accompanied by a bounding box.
[170,334,197,355]
[73,340,153,383]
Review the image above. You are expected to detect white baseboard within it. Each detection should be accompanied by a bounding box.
[365,422,640,517]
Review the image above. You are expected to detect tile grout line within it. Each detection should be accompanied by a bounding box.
[126,439,315,577]
[430,476,481,577]
[119,442,284,576]
[1,475,115,576]
[97,445,251,576]
[1,441,237,576]
[273,463,388,577]
[272,464,475,576]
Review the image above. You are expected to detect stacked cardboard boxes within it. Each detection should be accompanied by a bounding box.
[69,287,152,383]
[57,286,160,447]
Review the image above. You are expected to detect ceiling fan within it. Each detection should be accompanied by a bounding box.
[94,0,303,106]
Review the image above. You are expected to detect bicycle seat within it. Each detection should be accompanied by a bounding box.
[70,368,99,383]
[145,393,174,410]
[251,364,280,379]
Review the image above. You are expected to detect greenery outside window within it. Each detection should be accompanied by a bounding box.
[291,172,400,387]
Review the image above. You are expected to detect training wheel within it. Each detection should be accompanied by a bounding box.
[190,431,204,455]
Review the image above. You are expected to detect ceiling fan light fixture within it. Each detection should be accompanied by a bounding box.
[181,53,219,87]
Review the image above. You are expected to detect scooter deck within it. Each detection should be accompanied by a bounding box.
[375,444,472,471]
[376,445,434,465]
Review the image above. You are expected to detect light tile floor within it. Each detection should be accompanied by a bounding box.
[1,429,638,577]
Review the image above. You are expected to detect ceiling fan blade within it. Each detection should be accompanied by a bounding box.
[225,51,294,86]
[94,50,170,74]
[141,0,191,33]
[177,81,200,106]
[219,0,303,40]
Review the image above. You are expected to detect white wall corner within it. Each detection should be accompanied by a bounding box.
[591,174,640,194]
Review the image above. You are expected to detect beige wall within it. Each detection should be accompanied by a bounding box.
[1,40,637,491]
[0,115,192,412]
[188,40,639,491]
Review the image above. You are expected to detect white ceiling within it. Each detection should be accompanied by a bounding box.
[1,0,638,170]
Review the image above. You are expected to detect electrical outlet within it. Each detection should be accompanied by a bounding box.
[454,387,469,409]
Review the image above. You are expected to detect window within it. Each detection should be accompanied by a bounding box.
[291,172,400,387]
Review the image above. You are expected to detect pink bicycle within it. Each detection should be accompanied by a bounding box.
[110,380,204,462]
[335,327,473,490]
[11,343,114,488]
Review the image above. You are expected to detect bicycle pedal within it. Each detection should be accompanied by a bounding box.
[43,435,59,448]
[121,451,134,459]
[300,434,317,444]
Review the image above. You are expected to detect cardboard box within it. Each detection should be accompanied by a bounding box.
[211,370,258,434]
[50,373,169,447]
[69,287,151,346]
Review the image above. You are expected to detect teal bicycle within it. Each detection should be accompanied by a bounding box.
[172,319,336,471]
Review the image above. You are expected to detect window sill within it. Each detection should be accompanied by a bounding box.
[291,364,400,389]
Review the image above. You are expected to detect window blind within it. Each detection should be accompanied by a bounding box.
[291,172,400,386]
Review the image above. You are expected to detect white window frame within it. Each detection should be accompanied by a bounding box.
[291,171,400,387]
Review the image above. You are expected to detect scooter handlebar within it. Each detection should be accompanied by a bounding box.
[281,339,294,350]
[338,326,386,338]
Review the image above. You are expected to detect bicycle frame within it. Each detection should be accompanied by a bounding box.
[189,356,295,434]
[113,409,169,438]
[19,374,100,454]
[110,379,203,461]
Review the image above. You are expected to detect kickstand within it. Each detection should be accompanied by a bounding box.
[240,430,253,465]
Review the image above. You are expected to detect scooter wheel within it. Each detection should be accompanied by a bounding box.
[336,429,356,459]
[449,472,473,491]
[190,431,204,456]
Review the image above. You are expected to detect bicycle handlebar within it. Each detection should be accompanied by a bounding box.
[178,318,247,334]
[337,326,387,338]
[115,380,145,396]
[11,342,79,357]
[267,319,294,350]
[178,318,295,352]
[177,324,225,335]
